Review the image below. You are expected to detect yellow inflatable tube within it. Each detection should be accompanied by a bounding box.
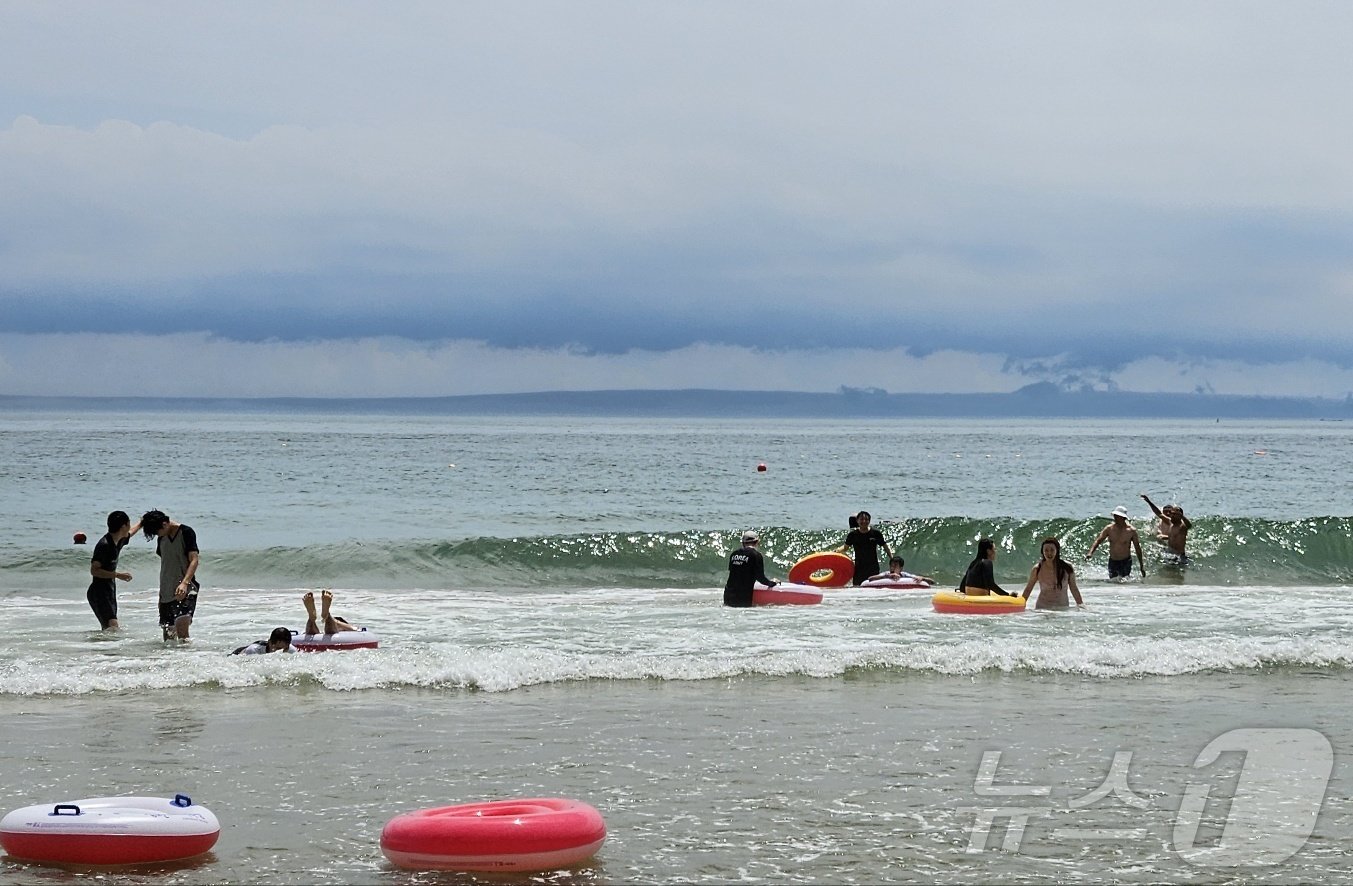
[931,589,1027,615]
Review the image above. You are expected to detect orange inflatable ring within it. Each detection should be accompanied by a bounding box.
[787,552,855,588]
[380,797,606,872]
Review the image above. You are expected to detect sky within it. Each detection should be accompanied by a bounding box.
[3,1,1353,399]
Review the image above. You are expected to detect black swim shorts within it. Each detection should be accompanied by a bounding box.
[87,584,117,628]
[159,594,199,627]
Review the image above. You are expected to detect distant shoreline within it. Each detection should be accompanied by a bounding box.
[3,387,1351,419]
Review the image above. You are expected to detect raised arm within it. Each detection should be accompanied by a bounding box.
[1140,493,1163,518]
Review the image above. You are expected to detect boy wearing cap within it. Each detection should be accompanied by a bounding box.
[724,530,777,607]
[1085,506,1146,579]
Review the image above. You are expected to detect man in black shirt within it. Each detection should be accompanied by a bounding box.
[724,530,776,607]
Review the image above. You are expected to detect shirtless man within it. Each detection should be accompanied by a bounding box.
[1085,506,1146,579]
[1141,493,1192,561]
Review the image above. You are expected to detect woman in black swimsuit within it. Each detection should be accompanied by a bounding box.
[958,538,1014,596]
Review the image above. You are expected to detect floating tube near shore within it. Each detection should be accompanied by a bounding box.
[859,576,934,590]
[752,582,823,605]
[932,590,1027,615]
[787,552,854,587]
[752,581,822,611]
[290,628,379,651]
[380,797,607,872]
[0,794,219,866]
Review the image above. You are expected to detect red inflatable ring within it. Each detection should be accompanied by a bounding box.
[787,551,854,588]
[380,797,606,872]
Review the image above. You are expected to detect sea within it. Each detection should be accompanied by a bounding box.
[1,407,1350,885]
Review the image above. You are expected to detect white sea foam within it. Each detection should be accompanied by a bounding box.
[1,584,1348,695]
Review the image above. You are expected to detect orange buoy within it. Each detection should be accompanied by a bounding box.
[73,532,87,544]
[787,552,854,588]
[756,463,767,472]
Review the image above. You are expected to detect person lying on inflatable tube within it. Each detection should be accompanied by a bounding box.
[231,590,360,655]
[866,556,935,586]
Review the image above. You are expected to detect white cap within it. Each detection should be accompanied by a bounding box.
[1112,505,1129,518]
[741,530,759,543]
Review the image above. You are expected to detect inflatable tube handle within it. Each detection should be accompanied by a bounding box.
[50,804,81,816]
[172,794,192,807]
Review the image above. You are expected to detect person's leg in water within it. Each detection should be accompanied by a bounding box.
[302,591,320,635]
[321,589,357,633]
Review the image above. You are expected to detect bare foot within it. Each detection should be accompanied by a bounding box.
[321,590,338,634]
[302,591,320,635]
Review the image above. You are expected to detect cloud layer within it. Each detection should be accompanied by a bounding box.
[3,2,1353,396]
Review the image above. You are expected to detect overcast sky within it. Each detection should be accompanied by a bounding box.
[3,1,1353,398]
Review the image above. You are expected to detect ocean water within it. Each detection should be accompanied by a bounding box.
[1,409,1351,884]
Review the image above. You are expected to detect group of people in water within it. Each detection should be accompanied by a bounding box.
[81,508,359,653]
[724,493,1193,609]
[83,509,200,640]
[84,495,1194,625]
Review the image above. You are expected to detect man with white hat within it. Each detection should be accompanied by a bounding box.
[724,530,777,607]
[1085,505,1146,580]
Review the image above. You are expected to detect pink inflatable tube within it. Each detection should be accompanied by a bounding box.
[380,797,606,872]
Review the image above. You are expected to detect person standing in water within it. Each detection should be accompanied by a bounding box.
[1023,538,1084,609]
[1085,505,1146,580]
[958,538,1014,596]
[87,510,142,630]
[141,509,201,642]
[838,511,893,586]
[1141,493,1192,563]
[724,530,777,607]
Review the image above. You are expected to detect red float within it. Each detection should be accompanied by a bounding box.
[752,582,823,605]
[381,797,606,872]
[787,552,854,588]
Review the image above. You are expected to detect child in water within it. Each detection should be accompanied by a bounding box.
[867,556,935,585]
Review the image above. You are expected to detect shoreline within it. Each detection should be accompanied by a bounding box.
[2,672,1347,884]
